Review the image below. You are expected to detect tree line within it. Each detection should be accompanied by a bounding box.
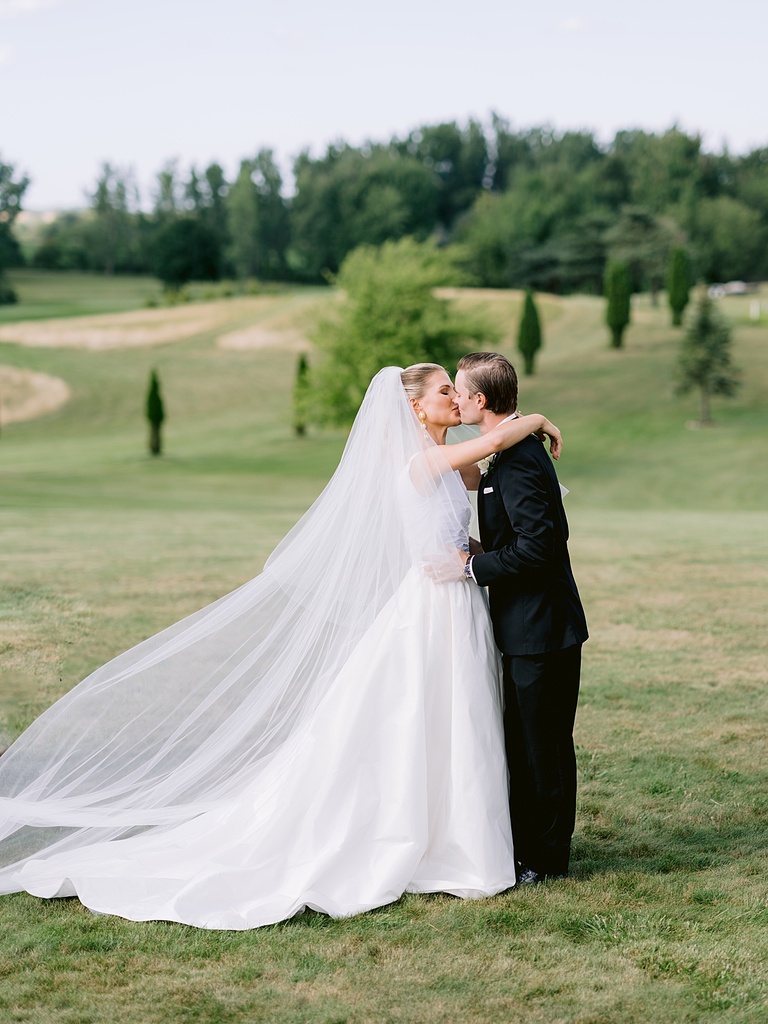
[2,118,768,297]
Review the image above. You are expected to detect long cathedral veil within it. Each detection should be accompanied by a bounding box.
[0,367,471,887]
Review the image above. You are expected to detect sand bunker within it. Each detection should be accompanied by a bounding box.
[0,303,236,350]
[217,297,316,351]
[0,366,71,424]
[217,326,308,351]
[0,297,316,353]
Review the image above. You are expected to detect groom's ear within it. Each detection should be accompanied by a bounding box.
[475,392,488,411]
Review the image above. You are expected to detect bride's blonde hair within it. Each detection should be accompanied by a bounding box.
[400,363,446,400]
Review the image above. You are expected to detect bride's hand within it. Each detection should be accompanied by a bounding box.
[494,414,563,460]
[423,551,467,583]
[535,417,562,460]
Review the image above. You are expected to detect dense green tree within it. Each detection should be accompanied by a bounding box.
[456,163,607,292]
[226,150,288,281]
[545,211,613,295]
[193,163,230,276]
[604,206,683,304]
[588,153,632,209]
[292,352,311,436]
[689,196,767,282]
[0,226,24,274]
[31,212,91,271]
[517,289,543,375]
[675,294,740,424]
[201,163,229,236]
[250,149,290,279]
[612,128,704,213]
[488,114,534,192]
[32,206,153,274]
[452,196,503,287]
[0,156,29,303]
[730,147,768,220]
[604,261,632,348]
[153,159,181,222]
[312,237,497,426]
[667,247,691,326]
[395,120,489,226]
[226,158,260,281]
[145,369,165,456]
[290,145,439,280]
[89,163,140,274]
[529,128,604,174]
[183,166,205,213]
[152,217,221,288]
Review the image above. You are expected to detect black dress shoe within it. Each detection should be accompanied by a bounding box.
[516,866,544,887]
[515,865,568,887]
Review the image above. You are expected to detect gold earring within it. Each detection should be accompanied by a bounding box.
[418,410,428,435]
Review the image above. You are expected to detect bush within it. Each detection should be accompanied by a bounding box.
[152,218,222,289]
[312,237,498,426]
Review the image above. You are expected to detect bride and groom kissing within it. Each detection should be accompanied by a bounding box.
[0,350,587,928]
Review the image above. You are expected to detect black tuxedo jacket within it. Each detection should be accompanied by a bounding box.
[473,433,588,656]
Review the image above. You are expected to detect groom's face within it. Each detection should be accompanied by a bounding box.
[454,370,484,425]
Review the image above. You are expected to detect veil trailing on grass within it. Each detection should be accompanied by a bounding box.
[0,367,471,888]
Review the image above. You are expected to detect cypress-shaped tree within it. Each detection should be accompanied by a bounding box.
[604,261,632,348]
[145,368,165,456]
[675,294,740,425]
[517,289,543,375]
[667,246,691,326]
[293,352,311,436]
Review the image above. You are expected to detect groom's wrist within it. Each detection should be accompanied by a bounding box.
[463,556,476,583]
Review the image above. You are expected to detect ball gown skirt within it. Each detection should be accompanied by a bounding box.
[10,571,516,929]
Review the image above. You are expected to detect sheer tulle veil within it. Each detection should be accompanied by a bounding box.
[0,366,471,887]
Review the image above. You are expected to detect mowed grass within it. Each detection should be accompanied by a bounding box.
[1,269,164,322]
[1,281,767,1023]
[1,268,310,323]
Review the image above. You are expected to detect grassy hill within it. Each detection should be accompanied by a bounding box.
[1,273,766,1023]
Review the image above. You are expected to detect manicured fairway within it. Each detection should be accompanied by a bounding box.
[1,277,766,1022]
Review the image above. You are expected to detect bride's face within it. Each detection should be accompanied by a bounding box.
[414,370,461,428]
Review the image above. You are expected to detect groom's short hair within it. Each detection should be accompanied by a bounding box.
[457,352,518,414]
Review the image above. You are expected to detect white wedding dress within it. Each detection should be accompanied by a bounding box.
[0,369,516,928]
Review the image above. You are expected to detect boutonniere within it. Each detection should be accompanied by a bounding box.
[478,454,497,477]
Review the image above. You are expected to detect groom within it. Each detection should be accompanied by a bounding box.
[455,352,588,885]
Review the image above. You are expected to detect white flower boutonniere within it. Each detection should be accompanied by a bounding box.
[478,455,496,476]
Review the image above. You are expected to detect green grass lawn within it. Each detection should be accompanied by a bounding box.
[1,269,313,323]
[0,281,766,1022]
[1,269,164,322]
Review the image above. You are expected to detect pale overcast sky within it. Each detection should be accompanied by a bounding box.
[2,0,766,209]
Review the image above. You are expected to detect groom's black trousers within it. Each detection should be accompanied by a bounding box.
[502,645,581,877]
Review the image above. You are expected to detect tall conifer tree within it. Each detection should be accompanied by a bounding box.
[604,261,632,348]
[293,353,311,436]
[146,369,165,456]
[676,294,739,425]
[667,246,691,326]
[517,289,543,375]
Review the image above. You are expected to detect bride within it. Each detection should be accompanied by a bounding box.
[0,363,561,929]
